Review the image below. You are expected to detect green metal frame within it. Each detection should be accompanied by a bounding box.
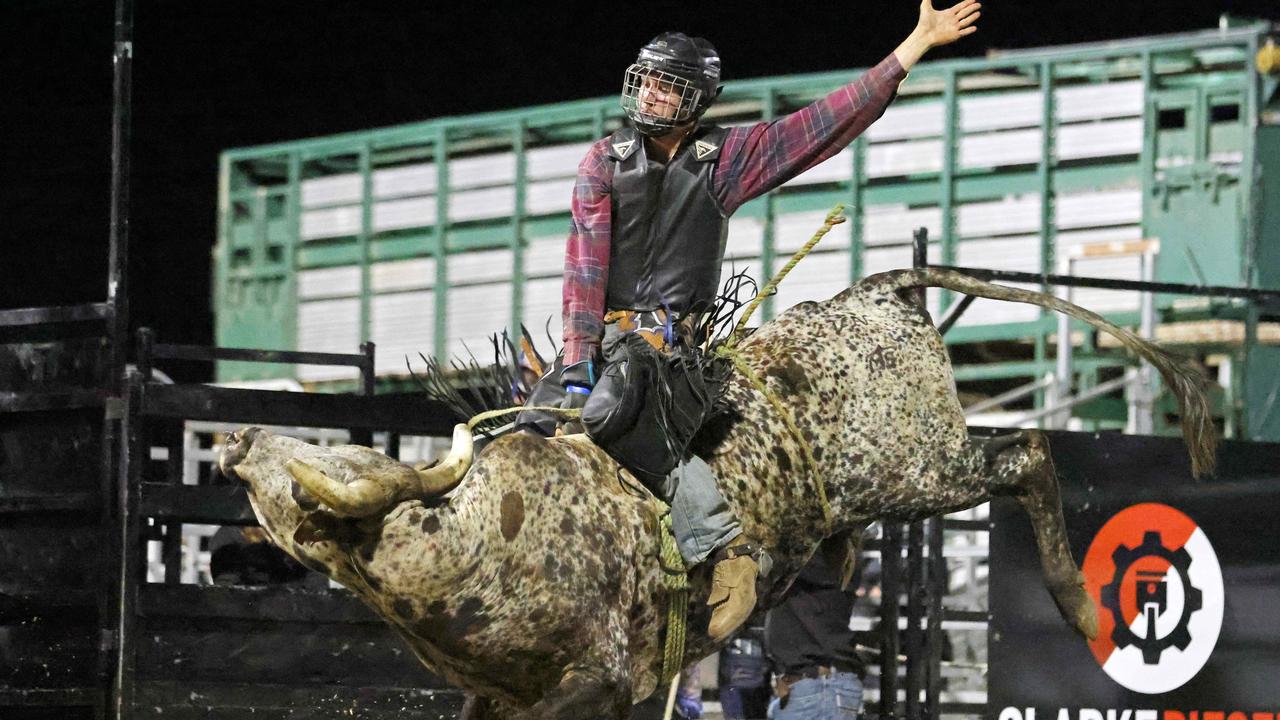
[212,22,1275,436]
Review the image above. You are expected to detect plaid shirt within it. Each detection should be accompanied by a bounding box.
[562,53,907,367]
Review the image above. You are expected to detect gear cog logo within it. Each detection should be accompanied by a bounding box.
[1082,503,1224,694]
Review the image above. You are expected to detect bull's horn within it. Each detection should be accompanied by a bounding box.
[413,423,473,496]
[286,458,394,518]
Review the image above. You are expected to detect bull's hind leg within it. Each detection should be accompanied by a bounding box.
[984,430,1098,640]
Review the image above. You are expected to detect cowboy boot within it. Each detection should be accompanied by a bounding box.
[706,534,762,643]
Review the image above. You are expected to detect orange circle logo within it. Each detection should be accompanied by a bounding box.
[1082,503,1223,694]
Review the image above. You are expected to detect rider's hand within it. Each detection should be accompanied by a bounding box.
[895,0,980,71]
[915,0,980,49]
[557,361,595,436]
[557,387,589,436]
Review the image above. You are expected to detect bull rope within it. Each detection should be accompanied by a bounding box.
[461,405,577,432]
[657,508,690,688]
[713,205,846,531]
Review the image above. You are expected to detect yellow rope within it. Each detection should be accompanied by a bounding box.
[713,205,844,530]
[464,405,579,432]
[657,508,689,688]
[726,205,846,348]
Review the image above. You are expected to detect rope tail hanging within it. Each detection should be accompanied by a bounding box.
[657,509,690,689]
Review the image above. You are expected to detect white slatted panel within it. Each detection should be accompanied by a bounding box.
[524,235,567,277]
[446,284,511,360]
[1057,226,1144,313]
[957,195,1041,238]
[301,205,361,240]
[874,123,1139,177]
[527,142,593,180]
[449,154,514,189]
[772,250,851,311]
[960,128,1042,168]
[371,291,434,375]
[297,266,360,300]
[863,205,942,246]
[371,258,435,292]
[372,196,436,233]
[866,80,1142,144]
[1056,81,1143,122]
[776,210,852,253]
[726,217,765,259]
[526,179,576,215]
[867,139,944,177]
[521,278,564,347]
[297,298,360,381]
[1067,255,1143,314]
[953,236,1042,326]
[373,163,435,198]
[786,148,853,186]
[301,174,361,207]
[867,101,944,141]
[1057,119,1142,160]
[960,90,1042,132]
[448,186,515,223]
[863,244,913,275]
[449,249,513,285]
[1057,188,1141,229]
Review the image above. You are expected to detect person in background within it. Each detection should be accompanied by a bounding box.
[765,548,866,719]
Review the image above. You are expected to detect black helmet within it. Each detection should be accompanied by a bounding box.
[621,32,722,136]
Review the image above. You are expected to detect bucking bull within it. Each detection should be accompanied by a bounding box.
[219,268,1215,719]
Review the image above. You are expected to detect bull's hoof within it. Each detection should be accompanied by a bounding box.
[1052,571,1098,641]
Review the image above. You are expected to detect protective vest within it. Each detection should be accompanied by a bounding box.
[604,125,729,315]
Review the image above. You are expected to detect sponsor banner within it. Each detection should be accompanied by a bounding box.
[989,432,1280,716]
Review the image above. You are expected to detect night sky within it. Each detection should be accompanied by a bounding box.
[3,1,1277,380]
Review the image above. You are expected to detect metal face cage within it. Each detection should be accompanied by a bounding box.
[620,63,703,130]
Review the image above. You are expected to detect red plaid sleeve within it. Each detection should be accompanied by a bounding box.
[716,53,907,213]
[561,138,614,367]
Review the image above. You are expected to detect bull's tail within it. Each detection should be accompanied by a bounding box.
[861,268,1217,478]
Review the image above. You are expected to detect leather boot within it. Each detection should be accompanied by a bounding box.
[706,534,761,643]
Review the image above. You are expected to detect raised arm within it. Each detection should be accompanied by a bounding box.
[716,0,981,212]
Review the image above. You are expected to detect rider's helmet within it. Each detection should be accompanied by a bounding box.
[620,32,722,136]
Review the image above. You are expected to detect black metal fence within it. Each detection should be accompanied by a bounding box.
[1,310,468,718]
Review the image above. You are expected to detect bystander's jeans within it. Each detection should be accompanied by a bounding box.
[767,671,862,720]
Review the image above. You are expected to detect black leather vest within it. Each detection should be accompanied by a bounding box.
[605,125,730,314]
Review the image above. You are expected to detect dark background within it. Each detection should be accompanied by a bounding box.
[3,1,1278,379]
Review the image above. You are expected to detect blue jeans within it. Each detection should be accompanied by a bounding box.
[767,672,863,720]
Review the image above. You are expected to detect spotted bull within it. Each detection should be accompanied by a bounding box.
[218,268,1215,720]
